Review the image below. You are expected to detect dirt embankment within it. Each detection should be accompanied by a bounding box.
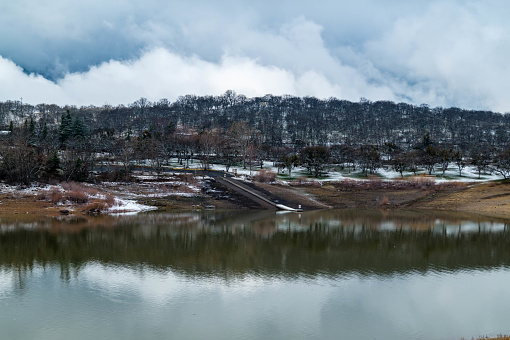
[3,178,510,219]
[0,194,64,216]
[211,178,510,219]
[294,180,510,219]
[406,181,510,219]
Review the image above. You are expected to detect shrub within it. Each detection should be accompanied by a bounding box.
[50,189,65,204]
[66,190,89,204]
[293,176,321,187]
[254,170,277,183]
[83,201,108,214]
[37,187,65,204]
[61,181,99,196]
[103,193,116,206]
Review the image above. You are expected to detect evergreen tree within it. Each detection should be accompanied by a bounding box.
[41,120,48,140]
[29,117,35,135]
[72,116,87,139]
[70,157,89,182]
[59,110,73,145]
[44,152,61,179]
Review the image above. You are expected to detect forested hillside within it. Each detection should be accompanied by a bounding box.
[2,91,509,150]
[1,91,510,184]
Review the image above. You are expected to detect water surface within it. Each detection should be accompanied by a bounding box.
[1,209,509,339]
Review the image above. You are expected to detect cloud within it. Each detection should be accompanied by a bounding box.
[364,1,510,111]
[0,18,395,107]
[1,0,510,111]
[0,57,64,103]
[0,48,387,106]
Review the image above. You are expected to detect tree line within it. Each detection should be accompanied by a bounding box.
[1,92,510,184]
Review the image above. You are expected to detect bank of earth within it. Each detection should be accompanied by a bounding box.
[2,178,510,220]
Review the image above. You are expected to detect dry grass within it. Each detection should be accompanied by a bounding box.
[37,182,115,207]
[82,193,117,214]
[83,201,109,212]
[66,190,89,203]
[330,177,468,192]
[463,335,510,340]
[50,190,64,203]
[177,184,195,193]
[254,170,277,183]
[61,181,98,196]
[168,173,197,185]
[37,187,65,204]
[294,176,322,187]
[408,173,435,184]
[103,193,116,206]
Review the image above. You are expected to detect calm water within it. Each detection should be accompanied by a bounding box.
[1,209,510,340]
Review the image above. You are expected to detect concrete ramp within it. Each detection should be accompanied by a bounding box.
[217,177,302,211]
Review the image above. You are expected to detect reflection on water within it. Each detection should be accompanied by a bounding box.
[1,209,510,339]
[1,209,509,277]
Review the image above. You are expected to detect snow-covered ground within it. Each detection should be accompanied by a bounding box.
[209,161,501,184]
[97,157,505,183]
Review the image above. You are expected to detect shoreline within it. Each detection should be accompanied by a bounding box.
[1,178,510,220]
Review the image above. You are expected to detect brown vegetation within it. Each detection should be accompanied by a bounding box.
[33,181,119,214]
[464,335,510,340]
[253,170,277,183]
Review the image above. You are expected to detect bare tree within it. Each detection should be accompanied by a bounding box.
[228,121,255,169]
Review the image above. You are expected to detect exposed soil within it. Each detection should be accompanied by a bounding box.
[3,178,510,220]
[297,183,430,209]
[0,193,64,216]
[250,182,329,210]
[296,180,510,219]
[406,181,510,219]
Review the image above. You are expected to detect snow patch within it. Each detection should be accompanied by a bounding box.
[108,198,157,215]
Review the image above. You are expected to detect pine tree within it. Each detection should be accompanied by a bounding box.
[41,120,48,140]
[59,110,73,145]
[72,116,87,139]
[29,117,35,135]
[45,152,61,179]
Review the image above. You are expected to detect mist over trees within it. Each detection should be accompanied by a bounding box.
[1,91,510,184]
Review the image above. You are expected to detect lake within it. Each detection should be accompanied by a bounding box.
[1,209,510,339]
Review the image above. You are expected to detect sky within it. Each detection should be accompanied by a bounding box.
[0,0,509,112]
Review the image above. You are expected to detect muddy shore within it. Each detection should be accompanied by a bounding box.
[2,179,510,220]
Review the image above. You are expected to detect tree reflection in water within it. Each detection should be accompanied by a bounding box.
[1,209,509,284]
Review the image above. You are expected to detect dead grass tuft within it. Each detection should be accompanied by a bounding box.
[333,177,467,192]
[37,187,65,204]
[66,190,89,204]
[293,176,321,187]
[177,184,195,193]
[103,193,116,206]
[61,181,98,196]
[51,190,64,204]
[83,201,108,213]
[254,170,277,183]
[462,335,510,340]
